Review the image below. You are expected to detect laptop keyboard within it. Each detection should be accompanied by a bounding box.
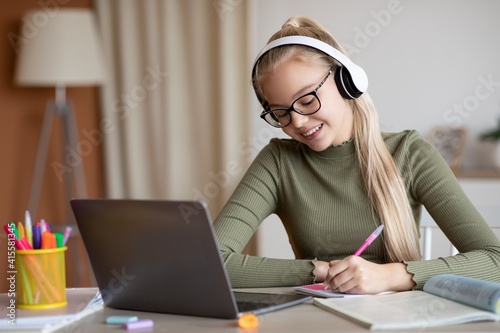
[234,292,276,312]
[233,291,312,315]
[236,300,273,312]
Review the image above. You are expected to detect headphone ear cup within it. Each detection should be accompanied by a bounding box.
[334,66,363,99]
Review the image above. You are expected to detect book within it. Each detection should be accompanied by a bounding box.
[0,288,103,332]
[313,274,500,330]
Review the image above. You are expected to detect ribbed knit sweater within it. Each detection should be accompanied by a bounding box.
[213,130,500,289]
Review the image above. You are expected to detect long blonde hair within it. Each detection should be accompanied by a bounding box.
[252,17,421,262]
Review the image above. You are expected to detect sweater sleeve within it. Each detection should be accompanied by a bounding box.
[213,140,316,288]
[402,132,500,289]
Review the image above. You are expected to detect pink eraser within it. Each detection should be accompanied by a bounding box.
[122,319,154,330]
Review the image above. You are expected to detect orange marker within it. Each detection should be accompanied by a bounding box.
[238,313,259,329]
[41,231,56,249]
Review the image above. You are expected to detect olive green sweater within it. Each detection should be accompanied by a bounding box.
[213,130,500,289]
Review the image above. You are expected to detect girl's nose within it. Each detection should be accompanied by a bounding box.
[289,111,308,129]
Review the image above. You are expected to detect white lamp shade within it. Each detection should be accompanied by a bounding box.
[15,9,105,87]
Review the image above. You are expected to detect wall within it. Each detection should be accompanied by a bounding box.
[0,1,104,292]
[249,0,500,258]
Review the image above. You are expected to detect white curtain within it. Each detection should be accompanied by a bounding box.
[94,0,252,217]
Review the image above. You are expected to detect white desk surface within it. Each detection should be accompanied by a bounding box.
[57,287,499,333]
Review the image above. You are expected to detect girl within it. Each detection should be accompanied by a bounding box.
[213,16,500,294]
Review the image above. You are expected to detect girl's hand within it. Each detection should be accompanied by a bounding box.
[323,256,415,294]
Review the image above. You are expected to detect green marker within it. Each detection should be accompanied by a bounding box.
[54,232,64,248]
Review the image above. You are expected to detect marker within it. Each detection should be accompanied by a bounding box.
[18,237,33,250]
[41,231,56,249]
[238,313,259,329]
[40,219,48,233]
[353,224,385,256]
[106,316,138,325]
[62,226,72,246]
[16,240,29,250]
[25,211,33,247]
[17,222,25,240]
[122,319,154,330]
[32,225,41,249]
[55,232,64,248]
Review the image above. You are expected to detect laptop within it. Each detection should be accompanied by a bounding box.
[70,199,311,319]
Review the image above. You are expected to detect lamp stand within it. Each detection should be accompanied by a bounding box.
[28,85,87,223]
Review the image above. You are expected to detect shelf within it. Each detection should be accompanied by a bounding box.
[454,169,500,179]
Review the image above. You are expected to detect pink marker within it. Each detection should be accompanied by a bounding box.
[62,226,72,246]
[40,219,48,233]
[18,237,33,250]
[353,224,385,256]
[122,319,154,330]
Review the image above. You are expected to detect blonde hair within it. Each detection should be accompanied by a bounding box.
[253,17,421,262]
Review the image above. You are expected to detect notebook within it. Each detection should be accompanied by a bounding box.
[70,199,311,319]
[294,283,367,298]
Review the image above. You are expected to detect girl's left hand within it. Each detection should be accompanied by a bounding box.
[323,256,414,294]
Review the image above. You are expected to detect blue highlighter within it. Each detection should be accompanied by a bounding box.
[105,316,138,325]
[32,225,41,249]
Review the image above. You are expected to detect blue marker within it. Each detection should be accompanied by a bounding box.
[32,225,41,249]
[106,316,138,325]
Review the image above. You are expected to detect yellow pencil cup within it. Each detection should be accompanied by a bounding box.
[15,247,67,309]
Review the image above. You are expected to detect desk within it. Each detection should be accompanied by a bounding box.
[57,287,499,333]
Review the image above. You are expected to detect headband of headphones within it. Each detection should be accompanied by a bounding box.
[252,36,368,99]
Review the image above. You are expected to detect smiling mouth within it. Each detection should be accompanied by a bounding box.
[302,124,323,137]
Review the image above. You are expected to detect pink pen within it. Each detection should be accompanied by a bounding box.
[353,224,385,256]
[323,224,386,291]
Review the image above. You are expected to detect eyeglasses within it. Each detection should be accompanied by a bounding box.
[260,68,333,128]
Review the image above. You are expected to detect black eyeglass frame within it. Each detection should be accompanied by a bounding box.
[259,68,334,128]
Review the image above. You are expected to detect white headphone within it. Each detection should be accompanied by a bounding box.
[252,36,368,99]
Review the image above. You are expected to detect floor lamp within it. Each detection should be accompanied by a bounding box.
[14,9,105,223]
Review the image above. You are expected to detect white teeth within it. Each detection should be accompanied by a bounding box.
[302,124,322,137]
